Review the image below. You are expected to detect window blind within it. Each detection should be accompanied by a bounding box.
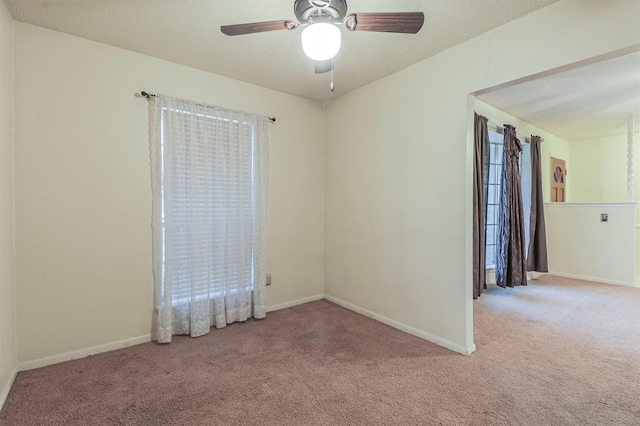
[151,95,270,343]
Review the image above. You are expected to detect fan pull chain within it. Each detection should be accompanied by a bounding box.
[330,58,335,92]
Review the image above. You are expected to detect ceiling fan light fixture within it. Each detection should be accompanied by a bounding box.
[301,23,341,61]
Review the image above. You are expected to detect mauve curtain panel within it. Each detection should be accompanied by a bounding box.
[496,125,528,288]
[527,136,549,272]
[473,113,490,299]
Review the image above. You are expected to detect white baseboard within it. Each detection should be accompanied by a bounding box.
[527,271,545,280]
[17,294,324,372]
[0,365,18,411]
[486,268,496,285]
[324,294,476,356]
[548,271,635,287]
[18,334,153,372]
[266,293,325,312]
[16,292,474,375]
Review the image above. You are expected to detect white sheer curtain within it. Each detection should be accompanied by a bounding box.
[150,94,270,343]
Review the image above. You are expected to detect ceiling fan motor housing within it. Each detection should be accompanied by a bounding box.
[294,0,348,23]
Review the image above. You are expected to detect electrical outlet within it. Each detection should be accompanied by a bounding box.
[600,213,608,222]
[266,273,272,286]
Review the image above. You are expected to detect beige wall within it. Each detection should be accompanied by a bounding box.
[569,133,640,203]
[474,100,571,203]
[324,1,640,353]
[0,0,16,401]
[13,23,325,363]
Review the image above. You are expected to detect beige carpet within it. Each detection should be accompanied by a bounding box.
[2,275,639,425]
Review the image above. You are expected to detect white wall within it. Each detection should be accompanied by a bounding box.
[545,203,635,286]
[324,1,640,354]
[4,0,640,371]
[0,0,16,403]
[569,132,640,285]
[13,23,325,364]
[474,100,571,203]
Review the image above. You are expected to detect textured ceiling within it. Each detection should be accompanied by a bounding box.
[477,51,640,141]
[4,0,558,102]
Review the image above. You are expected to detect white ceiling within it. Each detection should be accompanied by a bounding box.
[4,0,558,102]
[9,0,634,140]
[477,50,640,141]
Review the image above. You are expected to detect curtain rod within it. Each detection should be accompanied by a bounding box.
[140,91,276,123]
[487,120,543,143]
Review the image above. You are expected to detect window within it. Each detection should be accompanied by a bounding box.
[485,130,503,269]
[485,129,531,269]
[151,95,269,343]
[158,107,256,307]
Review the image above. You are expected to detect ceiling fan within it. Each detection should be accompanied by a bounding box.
[221,0,424,76]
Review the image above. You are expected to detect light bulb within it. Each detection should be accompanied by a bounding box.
[301,23,341,61]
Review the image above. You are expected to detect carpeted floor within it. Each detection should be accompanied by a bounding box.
[2,275,639,425]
